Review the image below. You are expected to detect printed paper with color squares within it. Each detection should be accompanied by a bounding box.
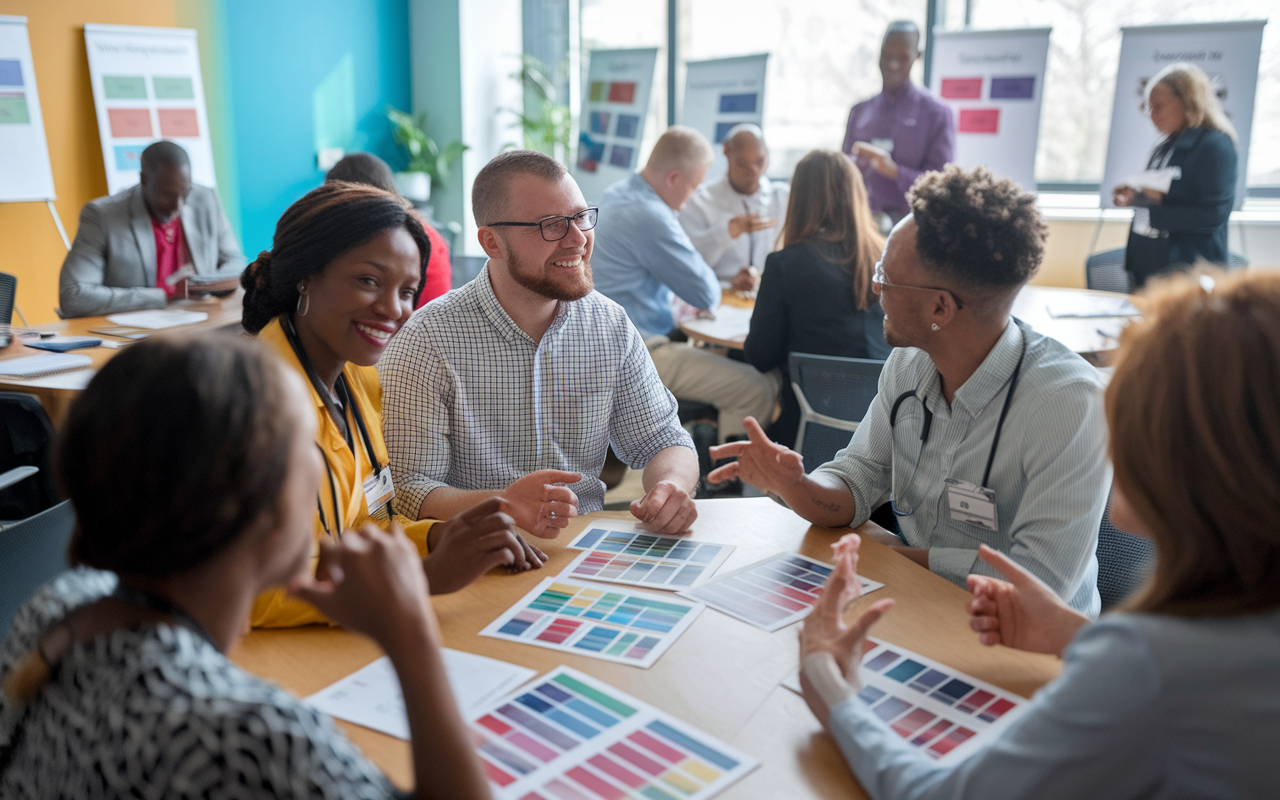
[679,552,883,632]
[565,527,734,590]
[480,576,704,668]
[472,666,759,799]
[782,637,1028,766]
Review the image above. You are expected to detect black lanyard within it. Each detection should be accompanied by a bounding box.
[281,315,393,536]
[888,331,1026,513]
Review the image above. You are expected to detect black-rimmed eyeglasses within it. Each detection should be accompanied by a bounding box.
[488,207,599,242]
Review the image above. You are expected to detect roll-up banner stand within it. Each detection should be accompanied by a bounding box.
[84,23,217,196]
[1101,20,1266,210]
[681,54,768,184]
[574,48,658,203]
[928,28,1051,193]
[0,16,56,203]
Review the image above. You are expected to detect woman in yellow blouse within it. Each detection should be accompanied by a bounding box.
[241,182,546,627]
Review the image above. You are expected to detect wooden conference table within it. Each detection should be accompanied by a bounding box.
[232,498,1063,798]
[680,285,1136,364]
[0,292,244,425]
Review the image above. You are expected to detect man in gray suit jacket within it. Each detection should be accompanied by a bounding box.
[58,141,245,318]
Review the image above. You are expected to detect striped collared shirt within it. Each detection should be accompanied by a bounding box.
[378,264,694,516]
[816,319,1110,615]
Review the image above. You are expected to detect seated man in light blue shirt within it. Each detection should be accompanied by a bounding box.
[711,165,1109,614]
[592,126,780,443]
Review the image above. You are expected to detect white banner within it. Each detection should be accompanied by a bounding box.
[928,28,1051,192]
[681,54,768,184]
[573,48,658,202]
[1102,21,1265,210]
[84,23,216,195]
[0,16,55,202]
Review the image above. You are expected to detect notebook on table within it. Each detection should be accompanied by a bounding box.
[0,353,93,379]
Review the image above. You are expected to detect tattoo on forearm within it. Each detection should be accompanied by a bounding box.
[810,498,842,513]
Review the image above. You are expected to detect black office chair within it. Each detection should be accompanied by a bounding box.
[0,393,59,521]
[1086,248,1249,294]
[789,353,885,471]
[1096,490,1156,610]
[0,499,76,636]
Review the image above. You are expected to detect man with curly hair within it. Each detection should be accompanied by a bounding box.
[710,165,1110,615]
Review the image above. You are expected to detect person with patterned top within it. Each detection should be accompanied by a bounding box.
[0,335,491,799]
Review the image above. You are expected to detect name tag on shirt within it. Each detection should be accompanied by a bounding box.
[870,137,894,154]
[945,478,998,531]
[363,466,395,521]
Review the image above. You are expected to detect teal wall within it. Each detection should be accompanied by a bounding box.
[219,0,412,256]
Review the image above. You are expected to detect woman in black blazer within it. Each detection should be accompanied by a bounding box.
[744,150,890,448]
[1114,62,1238,289]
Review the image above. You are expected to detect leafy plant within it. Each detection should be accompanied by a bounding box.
[505,55,572,161]
[386,106,468,190]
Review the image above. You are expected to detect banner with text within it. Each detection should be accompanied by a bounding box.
[84,23,216,195]
[0,16,56,202]
[681,54,769,184]
[1102,20,1265,210]
[928,28,1051,192]
[574,48,658,202]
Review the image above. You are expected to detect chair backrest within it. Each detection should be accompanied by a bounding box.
[451,255,487,289]
[1085,248,1132,294]
[0,392,58,520]
[0,499,76,637]
[1096,490,1156,610]
[790,352,885,471]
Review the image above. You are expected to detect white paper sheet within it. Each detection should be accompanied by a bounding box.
[306,649,537,740]
[0,353,92,377]
[105,309,208,329]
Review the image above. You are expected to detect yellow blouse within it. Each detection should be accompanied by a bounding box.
[251,316,436,627]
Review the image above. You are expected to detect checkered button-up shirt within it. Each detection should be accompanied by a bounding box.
[379,264,695,515]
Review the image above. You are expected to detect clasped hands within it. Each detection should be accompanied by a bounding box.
[505,468,696,538]
[1113,185,1165,207]
[851,141,899,179]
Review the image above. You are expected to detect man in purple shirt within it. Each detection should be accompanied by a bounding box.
[842,21,956,223]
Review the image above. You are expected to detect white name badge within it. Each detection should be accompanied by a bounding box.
[363,466,395,520]
[870,137,895,154]
[945,477,998,532]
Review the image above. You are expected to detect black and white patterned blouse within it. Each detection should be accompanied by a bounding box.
[0,569,404,798]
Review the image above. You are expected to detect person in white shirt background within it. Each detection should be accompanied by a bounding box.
[679,124,789,294]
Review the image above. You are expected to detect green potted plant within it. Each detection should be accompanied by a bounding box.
[386,106,468,202]
[505,55,572,162]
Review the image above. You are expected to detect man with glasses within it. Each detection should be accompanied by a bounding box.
[710,165,1110,615]
[592,126,781,446]
[379,150,701,538]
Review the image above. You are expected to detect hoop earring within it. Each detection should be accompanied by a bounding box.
[931,323,940,331]
[296,291,310,317]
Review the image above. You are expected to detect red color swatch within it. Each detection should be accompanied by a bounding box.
[158,108,199,137]
[940,77,983,99]
[958,108,1000,134]
[108,108,152,138]
[482,759,516,786]
[608,82,637,103]
[567,766,626,799]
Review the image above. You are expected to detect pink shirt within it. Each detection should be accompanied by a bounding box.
[152,216,187,298]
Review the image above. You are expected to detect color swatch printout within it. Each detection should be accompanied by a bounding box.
[782,637,1028,766]
[480,576,703,668]
[565,527,734,590]
[472,666,758,799]
[679,552,884,632]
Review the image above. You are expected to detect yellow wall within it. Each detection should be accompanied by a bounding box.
[0,1,178,323]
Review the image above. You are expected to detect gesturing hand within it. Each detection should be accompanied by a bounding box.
[708,416,805,495]
[630,480,697,534]
[290,522,437,646]
[1112,186,1137,207]
[966,545,1089,657]
[504,469,582,538]
[728,213,775,239]
[731,267,761,293]
[799,534,895,724]
[424,497,547,594]
[851,141,899,179]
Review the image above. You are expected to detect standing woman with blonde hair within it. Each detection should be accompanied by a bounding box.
[1113,63,1238,288]
[743,149,890,447]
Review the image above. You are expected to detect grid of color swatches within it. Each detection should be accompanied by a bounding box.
[480,577,703,668]
[680,552,884,632]
[565,528,733,590]
[471,667,757,799]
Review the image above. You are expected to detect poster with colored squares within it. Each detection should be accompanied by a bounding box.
[574,48,657,202]
[679,552,883,632]
[472,666,758,799]
[565,527,734,591]
[480,576,703,668]
[782,637,1028,766]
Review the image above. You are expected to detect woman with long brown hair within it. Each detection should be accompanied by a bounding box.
[797,269,1279,797]
[743,149,890,447]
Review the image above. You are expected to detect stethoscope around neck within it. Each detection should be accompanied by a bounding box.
[886,332,1026,517]
[281,314,393,537]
